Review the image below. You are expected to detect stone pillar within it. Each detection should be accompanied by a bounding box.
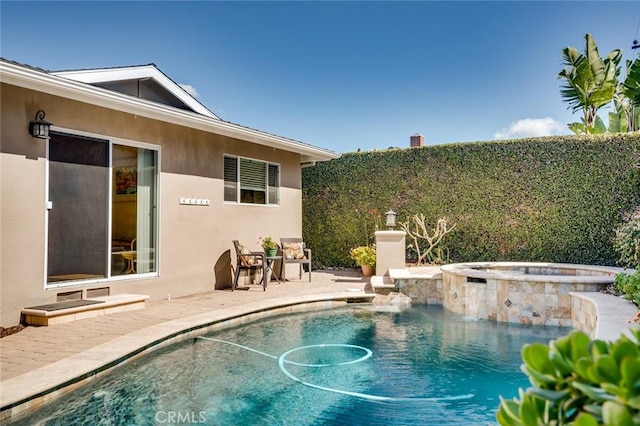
[374,230,406,284]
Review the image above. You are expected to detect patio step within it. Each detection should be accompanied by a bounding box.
[21,294,150,326]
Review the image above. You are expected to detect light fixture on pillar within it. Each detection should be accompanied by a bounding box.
[385,210,397,230]
[29,110,51,139]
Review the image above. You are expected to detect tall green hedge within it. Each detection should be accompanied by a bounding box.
[302,134,640,268]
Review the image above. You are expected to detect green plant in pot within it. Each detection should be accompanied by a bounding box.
[349,245,376,276]
[259,236,278,257]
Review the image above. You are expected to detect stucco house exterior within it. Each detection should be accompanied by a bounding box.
[0,59,338,328]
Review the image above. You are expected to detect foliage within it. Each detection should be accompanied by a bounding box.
[349,245,376,268]
[558,34,622,135]
[623,58,640,107]
[365,208,384,245]
[619,60,640,131]
[258,236,277,251]
[400,214,456,265]
[614,207,640,268]
[497,329,640,426]
[567,115,607,136]
[610,59,640,133]
[615,271,640,307]
[302,134,640,268]
[558,34,640,135]
[428,246,451,265]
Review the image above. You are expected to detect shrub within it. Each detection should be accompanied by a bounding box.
[615,271,640,306]
[349,245,376,268]
[303,134,640,268]
[614,207,640,269]
[497,329,640,425]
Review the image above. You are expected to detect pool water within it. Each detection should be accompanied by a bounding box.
[10,304,569,425]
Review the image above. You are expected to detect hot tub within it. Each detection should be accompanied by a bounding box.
[439,262,625,326]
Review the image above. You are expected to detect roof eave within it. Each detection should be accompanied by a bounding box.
[51,65,219,119]
[1,61,339,164]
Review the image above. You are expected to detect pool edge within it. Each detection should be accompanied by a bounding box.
[0,292,374,422]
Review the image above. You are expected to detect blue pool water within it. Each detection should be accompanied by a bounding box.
[11,304,569,425]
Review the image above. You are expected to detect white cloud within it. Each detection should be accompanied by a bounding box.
[494,117,565,139]
[179,84,199,98]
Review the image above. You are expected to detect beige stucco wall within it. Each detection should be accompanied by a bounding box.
[0,83,305,327]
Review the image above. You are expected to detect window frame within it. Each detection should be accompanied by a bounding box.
[223,154,280,206]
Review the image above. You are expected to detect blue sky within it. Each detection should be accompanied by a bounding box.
[2,1,639,153]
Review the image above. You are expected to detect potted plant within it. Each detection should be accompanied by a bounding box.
[258,236,278,258]
[349,245,376,276]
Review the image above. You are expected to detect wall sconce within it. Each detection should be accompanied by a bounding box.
[29,110,51,139]
[385,210,397,230]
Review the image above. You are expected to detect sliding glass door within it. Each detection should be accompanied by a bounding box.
[47,133,158,285]
[47,133,109,283]
[111,144,157,276]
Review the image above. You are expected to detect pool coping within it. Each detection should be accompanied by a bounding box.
[440,262,624,283]
[570,291,638,341]
[0,291,374,421]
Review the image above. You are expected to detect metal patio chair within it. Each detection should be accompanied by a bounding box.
[232,240,266,291]
[279,237,311,282]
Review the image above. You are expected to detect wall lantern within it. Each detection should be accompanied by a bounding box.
[385,210,397,230]
[29,110,51,139]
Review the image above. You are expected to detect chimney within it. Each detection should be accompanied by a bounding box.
[410,133,424,147]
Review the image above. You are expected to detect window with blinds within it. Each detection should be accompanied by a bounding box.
[224,155,279,205]
[268,164,279,205]
[223,156,238,202]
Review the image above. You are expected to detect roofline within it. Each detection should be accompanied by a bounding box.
[51,64,219,119]
[0,60,339,163]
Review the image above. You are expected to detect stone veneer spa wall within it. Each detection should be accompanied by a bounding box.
[439,263,621,327]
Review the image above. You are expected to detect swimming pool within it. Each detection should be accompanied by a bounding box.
[9,304,569,425]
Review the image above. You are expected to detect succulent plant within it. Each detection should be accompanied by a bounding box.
[498,329,640,425]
